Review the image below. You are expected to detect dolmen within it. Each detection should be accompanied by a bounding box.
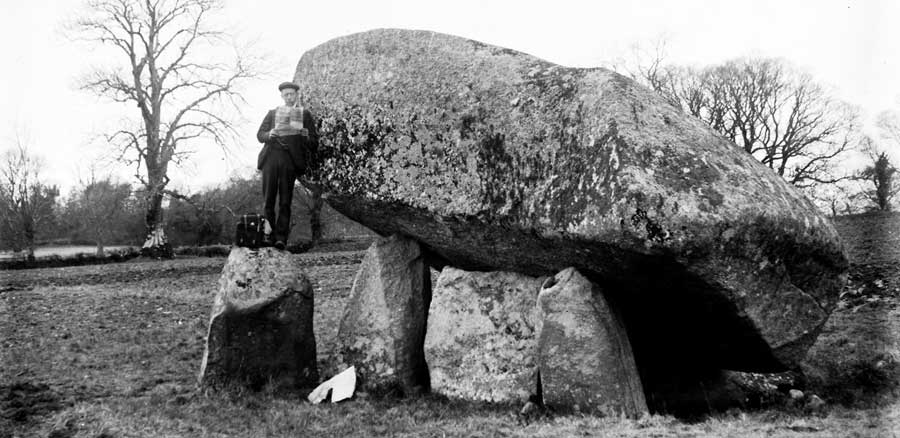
[290,29,847,414]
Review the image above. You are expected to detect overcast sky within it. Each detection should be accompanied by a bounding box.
[1,0,898,195]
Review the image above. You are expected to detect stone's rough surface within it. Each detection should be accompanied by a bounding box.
[332,235,431,394]
[199,247,317,390]
[537,268,647,417]
[295,29,847,375]
[425,267,544,402]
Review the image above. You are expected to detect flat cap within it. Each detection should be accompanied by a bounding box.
[278,81,299,91]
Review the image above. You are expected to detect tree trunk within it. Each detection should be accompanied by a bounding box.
[146,189,164,234]
[308,184,324,246]
[141,186,173,258]
[23,216,36,261]
[96,241,105,257]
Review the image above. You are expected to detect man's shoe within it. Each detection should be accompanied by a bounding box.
[274,241,285,250]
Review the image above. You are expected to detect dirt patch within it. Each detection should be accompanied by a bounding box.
[803,296,900,407]
[0,382,66,433]
[0,251,364,290]
[800,212,900,407]
[832,211,900,264]
[0,257,224,289]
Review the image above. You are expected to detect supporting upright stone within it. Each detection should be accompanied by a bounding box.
[199,247,317,390]
[537,267,648,417]
[425,267,543,402]
[332,234,431,395]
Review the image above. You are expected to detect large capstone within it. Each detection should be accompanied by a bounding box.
[331,235,431,395]
[199,247,317,390]
[295,29,847,393]
[537,268,647,417]
[425,267,543,402]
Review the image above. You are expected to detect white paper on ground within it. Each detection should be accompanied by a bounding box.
[307,366,356,404]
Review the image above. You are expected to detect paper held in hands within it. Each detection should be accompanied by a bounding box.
[273,105,305,136]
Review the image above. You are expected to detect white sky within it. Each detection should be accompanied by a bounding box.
[1,0,898,195]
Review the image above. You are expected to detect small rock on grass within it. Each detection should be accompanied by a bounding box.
[805,394,826,413]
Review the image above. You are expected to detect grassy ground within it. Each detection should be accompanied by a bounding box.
[2,217,899,437]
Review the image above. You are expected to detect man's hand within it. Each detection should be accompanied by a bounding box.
[298,128,309,137]
[269,129,279,139]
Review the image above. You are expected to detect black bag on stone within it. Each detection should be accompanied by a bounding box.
[235,214,267,248]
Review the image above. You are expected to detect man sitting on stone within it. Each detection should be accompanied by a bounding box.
[256,81,317,250]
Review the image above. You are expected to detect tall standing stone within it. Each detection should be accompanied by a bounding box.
[331,235,431,395]
[199,247,317,390]
[537,267,647,417]
[425,267,543,402]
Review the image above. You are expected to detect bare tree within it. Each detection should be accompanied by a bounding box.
[803,179,868,217]
[876,110,900,147]
[605,36,683,108]
[855,136,898,211]
[67,171,133,255]
[643,58,859,188]
[0,138,59,259]
[72,0,259,255]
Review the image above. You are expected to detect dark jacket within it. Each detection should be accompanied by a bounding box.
[256,108,318,173]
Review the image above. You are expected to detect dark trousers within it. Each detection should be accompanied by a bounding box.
[262,147,296,243]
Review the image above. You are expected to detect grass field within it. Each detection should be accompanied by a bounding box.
[1,215,899,437]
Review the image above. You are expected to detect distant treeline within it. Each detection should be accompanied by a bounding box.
[1,173,374,254]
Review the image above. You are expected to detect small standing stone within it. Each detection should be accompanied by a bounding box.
[199,247,317,390]
[537,267,648,417]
